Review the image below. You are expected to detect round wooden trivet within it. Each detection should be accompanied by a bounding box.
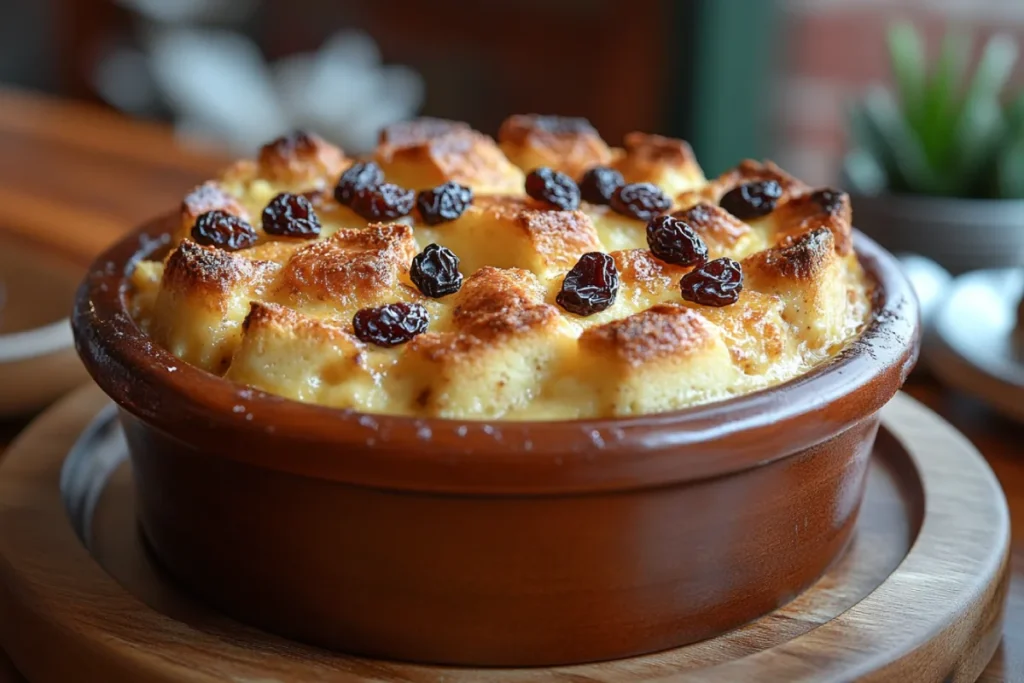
[0,385,1010,682]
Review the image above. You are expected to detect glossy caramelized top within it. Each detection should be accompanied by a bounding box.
[130,116,871,419]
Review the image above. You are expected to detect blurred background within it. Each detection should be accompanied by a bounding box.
[1,0,1019,182]
[2,0,1024,419]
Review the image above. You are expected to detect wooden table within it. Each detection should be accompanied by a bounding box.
[0,89,1020,682]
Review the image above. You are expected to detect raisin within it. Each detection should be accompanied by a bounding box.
[525,167,581,210]
[350,183,415,220]
[191,210,258,251]
[416,182,473,225]
[646,214,708,267]
[556,252,619,316]
[610,182,671,221]
[353,302,429,347]
[680,257,743,307]
[261,192,321,237]
[719,180,783,219]
[579,166,624,205]
[411,243,463,297]
[811,188,846,214]
[334,161,384,206]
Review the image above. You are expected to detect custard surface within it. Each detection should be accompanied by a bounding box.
[131,119,871,419]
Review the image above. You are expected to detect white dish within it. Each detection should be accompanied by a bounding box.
[926,268,1024,422]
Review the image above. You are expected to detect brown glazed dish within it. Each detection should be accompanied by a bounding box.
[73,214,918,667]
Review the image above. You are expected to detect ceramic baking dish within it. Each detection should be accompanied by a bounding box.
[73,215,919,666]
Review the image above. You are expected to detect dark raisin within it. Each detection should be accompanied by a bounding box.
[350,183,415,220]
[410,243,463,297]
[811,188,846,214]
[416,182,473,225]
[352,302,429,347]
[610,182,671,221]
[334,161,384,206]
[261,192,321,237]
[579,166,625,205]
[646,214,708,267]
[556,252,619,316]
[719,180,783,219]
[525,167,581,210]
[680,257,743,307]
[191,210,258,251]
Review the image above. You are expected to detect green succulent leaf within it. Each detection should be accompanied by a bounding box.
[887,22,926,127]
[950,33,1017,194]
[849,23,1023,198]
[861,86,939,193]
[919,29,971,170]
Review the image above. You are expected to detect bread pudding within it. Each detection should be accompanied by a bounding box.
[129,118,871,419]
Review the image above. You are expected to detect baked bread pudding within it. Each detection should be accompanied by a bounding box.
[130,116,871,419]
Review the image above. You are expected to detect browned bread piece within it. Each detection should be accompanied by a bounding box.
[375,118,524,194]
[393,267,575,418]
[132,117,872,419]
[273,223,420,316]
[576,305,738,415]
[498,114,614,179]
[147,240,279,373]
[676,159,809,214]
[612,132,706,196]
[226,302,380,409]
[417,196,602,279]
[256,130,348,186]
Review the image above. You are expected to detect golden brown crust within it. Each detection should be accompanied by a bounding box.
[770,189,854,256]
[672,203,752,254]
[240,301,354,342]
[451,266,558,339]
[680,160,809,209]
[612,132,705,195]
[228,301,375,407]
[276,223,418,308]
[434,196,602,277]
[257,130,347,185]
[133,117,872,419]
[743,227,836,283]
[149,241,279,373]
[512,205,603,273]
[579,305,715,367]
[497,114,613,179]
[717,159,809,198]
[162,240,278,302]
[375,118,524,193]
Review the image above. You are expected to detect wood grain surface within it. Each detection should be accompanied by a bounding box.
[0,89,1021,681]
[0,386,1008,682]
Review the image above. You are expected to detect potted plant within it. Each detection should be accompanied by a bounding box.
[844,23,1024,275]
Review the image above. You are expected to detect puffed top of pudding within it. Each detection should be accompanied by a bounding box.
[129,116,871,420]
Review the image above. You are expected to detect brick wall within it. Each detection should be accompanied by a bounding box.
[774,0,1024,185]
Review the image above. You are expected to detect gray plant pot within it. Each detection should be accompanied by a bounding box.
[851,193,1024,275]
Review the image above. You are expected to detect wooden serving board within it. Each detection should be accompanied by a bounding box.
[0,385,1011,682]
